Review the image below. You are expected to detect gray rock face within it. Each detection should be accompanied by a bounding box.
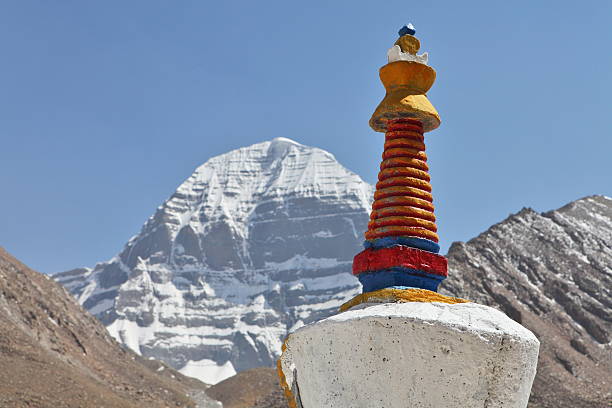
[55,137,372,384]
[440,195,612,407]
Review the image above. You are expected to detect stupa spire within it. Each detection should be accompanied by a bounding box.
[352,26,448,295]
[278,26,540,408]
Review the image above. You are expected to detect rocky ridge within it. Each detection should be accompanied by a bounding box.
[0,247,221,408]
[441,195,611,407]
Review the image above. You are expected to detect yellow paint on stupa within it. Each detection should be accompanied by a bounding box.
[277,338,299,408]
[380,61,436,94]
[370,33,441,133]
[339,288,469,312]
[395,34,420,54]
[370,61,440,133]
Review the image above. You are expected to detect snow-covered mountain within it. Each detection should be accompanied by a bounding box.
[55,137,372,384]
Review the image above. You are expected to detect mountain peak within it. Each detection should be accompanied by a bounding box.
[56,138,372,384]
[266,137,303,160]
[174,138,372,238]
[269,136,300,146]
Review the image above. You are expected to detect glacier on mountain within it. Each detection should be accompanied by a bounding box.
[56,137,373,384]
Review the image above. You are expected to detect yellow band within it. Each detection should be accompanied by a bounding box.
[370,206,436,222]
[384,138,426,151]
[372,196,435,212]
[378,167,430,182]
[365,225,439,242]
[374,186,433,202]
[368,216,437,232]
[339,288,469,313]
[381,157,429,172]
[376,176,432,192]
[383,147,428,161]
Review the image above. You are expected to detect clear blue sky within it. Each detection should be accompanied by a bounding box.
[1,1,610,273]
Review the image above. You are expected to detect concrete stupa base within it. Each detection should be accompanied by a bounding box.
[279,301,539,408]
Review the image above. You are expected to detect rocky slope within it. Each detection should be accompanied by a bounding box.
[55,137,372,384]
[206,367,285,408]
[0,247,222,408]
[441,195,611,407]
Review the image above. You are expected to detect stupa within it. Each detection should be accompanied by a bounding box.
[278,25,540,408]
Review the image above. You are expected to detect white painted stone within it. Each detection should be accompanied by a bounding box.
[280,301,539,408]
[387,45,429,65]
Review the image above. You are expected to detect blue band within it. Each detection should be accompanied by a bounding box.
[358,268,445,293]
[364,236,440,254]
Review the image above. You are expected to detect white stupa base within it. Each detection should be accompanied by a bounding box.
[279,301,539,408]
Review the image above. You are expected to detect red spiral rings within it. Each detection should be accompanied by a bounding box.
[366,118,439,243]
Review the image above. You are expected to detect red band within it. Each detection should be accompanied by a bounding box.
[388,118,423,130]
[353,246,448,277]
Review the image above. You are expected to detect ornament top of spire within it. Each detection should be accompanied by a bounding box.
[398,23,416,37]
[388,23,427,65]
[371,24,440,133]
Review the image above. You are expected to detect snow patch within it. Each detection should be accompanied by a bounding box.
[265,255,340,271]
[179,359,236,385]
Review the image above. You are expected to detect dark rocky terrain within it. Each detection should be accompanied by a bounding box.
[0,247,219,408]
